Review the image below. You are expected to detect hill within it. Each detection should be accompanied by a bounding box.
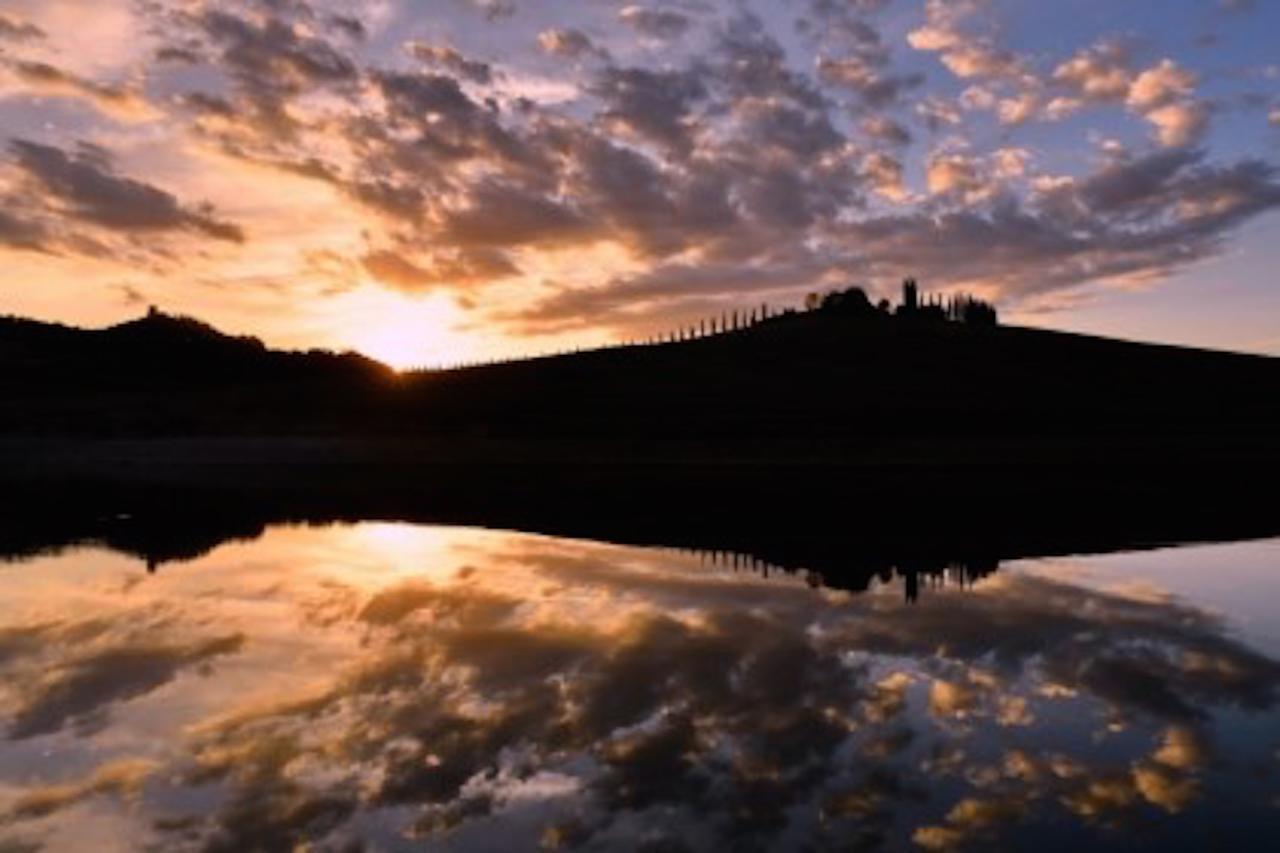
[0,310,392,435]
[3,302,1280,447]
[398,308,1280,442]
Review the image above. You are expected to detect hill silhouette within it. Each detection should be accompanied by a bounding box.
[3,288,1280,447]
[399,306,1280,442]
[0,309,391,434]
[5,292,1280,572]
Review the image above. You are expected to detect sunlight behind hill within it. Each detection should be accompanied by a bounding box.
[334,289,474,371]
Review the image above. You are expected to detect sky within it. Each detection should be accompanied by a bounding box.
[0,0,1278,368]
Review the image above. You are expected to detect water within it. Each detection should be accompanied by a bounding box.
[2,523,1279,851]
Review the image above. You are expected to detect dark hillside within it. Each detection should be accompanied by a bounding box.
[0,311,393,435]
[399,311,1280,441]
[3,304,1279,446]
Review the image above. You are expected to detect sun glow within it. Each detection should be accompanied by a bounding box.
[334,288,475,371]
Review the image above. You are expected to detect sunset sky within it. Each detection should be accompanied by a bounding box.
[1,0,1278,368]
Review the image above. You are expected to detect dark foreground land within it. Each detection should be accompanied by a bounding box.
[3,305,1279,585]
[5,305,1280,441]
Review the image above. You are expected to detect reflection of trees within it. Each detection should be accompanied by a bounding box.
[687,547,1000,602]
[3,541,1278,851]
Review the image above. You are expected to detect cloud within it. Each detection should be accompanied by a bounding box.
[926,151,987,198]
[861,115,912,147]
[863,151,908,201]
[991,147,1031,179]
[407,42,494,86]
[438,179,593,249]
[359,249,440,290]
[715,13,827,111]
[908,3,1174,131]
[200,8,357,89]
[842,147,1280,302]
[938,42,1026,81]
[326,13,367,40]
[617,6,692,40]
[189,6,359,141]
[730,97,844,160]
[800,0,891,59]
[929,679,978,718]
[360,247,518,292]
[8,139,245,243]
[0,207,48,252]
[1053,39,1133,102]
[921,146,1029,200]
[591,65,707,153]
[508,132,1280,326]
[916,95,962,129]
[7,632,244,738]
[1052,47,1208,147]
[537,28,599,59]
[1127,59,1198,111]
[1151,726,1210,771]
[1125,59,1207,147]
[1131,761,1198,812]
[906,0,1044,129]
[511,252,842,332]
[913,795,1028,849]
[907,0,1031,84]
[2,0,1271,333]
[817,57,924,108]
[466,0,517,22]
[375,68,483,123]
[4,759,155,822]
[554,130,684,255]
[3,59,157,122]
[0,12,44,41]
[1144,100,1209,147]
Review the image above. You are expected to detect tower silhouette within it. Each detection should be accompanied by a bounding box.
[902,278,918,312]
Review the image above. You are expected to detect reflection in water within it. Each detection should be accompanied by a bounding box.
[1,524,1279,851]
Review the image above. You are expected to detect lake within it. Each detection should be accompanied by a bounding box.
[2,523,1279,851]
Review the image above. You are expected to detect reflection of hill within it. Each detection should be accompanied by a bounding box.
[5,460,1277,599]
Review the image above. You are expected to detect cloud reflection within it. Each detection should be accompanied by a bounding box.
[0,525,1277,850]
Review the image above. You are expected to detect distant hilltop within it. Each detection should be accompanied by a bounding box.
[0,307,389,435]
[2,283,1278,446]
[414,278,995,372]
[807,278,997,327]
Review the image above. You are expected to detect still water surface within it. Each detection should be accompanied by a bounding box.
[2,524,1279,851]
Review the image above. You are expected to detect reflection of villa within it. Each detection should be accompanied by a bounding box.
[690,546,999,602]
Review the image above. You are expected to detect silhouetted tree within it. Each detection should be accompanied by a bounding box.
[818,286,875,317]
